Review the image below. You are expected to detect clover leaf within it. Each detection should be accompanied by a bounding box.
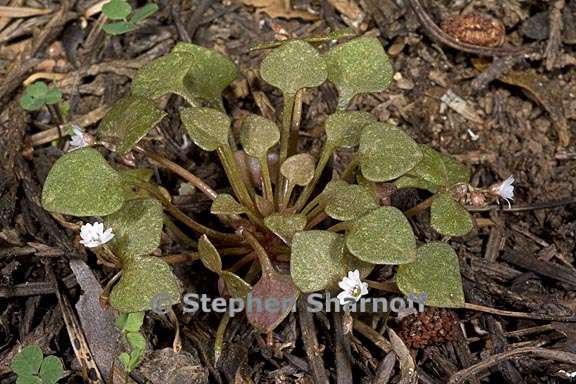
[10,345,64,384]
[20,81,62,111]
[42,148,124,216]
[396,242,465,308]
[102,0,132,20]
[326,36,393,109]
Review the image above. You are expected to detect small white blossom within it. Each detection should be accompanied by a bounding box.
[68,126,88,151]
[494,176,514,208]
[337,270,368,305]
[79,222,114,248]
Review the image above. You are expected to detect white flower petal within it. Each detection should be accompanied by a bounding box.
[337,291,354,305]
[338,279,354,291]
[360,283,369,296]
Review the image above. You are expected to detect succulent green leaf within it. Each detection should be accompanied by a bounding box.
[119,168,154,200]
[27,82,48,98]
[326,36,393,109]
[110,256,181,313]
[291,230,372,292]
[260,40,327,96]
[407,145,470,189]
[280,153,315,187]
[116,311,145,333]
[359,122,422,182]
[198,235,222,274]
[246,271,298,333]
[221,271,251,298]
[103,21,137,35]
[41,148,124,216]
[320,179,349,200]
[430,193,473,237]
[175,43,238,108]
[394,175,439,193]
[98,95,166,155]
[325,184,379,221]
[118,352,130,369]
[38,356,64,384]
[16,375,41,384]
[346,207,416,264]
[180,107,230,151]
[134,42,237,107]
[240,114,280,158]
[264,213,307,245]
[396,242,465,308]
[325,111,375,149]
[102,0,132,20]
[132,52,199,103]
[10,345,43,376]
[130,3,159,23]
[211,194,246,215]
[19,95,45,111]
[104,198,163,262]
[44,89,62,105]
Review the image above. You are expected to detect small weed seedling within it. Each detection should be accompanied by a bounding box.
[38,35,515,353]
[19,81,62,112]
[102,0,158,36]
[116,312,146,374]
[10,345,64,384]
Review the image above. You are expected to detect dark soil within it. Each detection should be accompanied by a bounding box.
[1,0,576,383]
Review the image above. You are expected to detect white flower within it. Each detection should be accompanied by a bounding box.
[337,270,368,305]
[79,222,114,248]
[489,176,514,208]
[68,126,88,151]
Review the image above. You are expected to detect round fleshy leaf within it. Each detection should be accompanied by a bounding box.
[27,82,48,98]
[39,356,64,384]
[326,36,393,109]
[430,193,474,237]
[42,148,124,216]
[291,230,372,292]
[359,122,422,182]
[246,271,298,333]
[280,153,315,187]
[20,95,45,111]
[132,52,200,103]
[198,235,222,274]
[325,184,379,221]
[320,179,349,200]
[346,207,416,264]
[15,375,42,384]
[102,0,132,20]
[44,89,62,105]
[103,198,163,261]
[325,111,375,149]
[221,271,251,298]
[110,256,181,313]
[98,95,166,155]
[10,345,43,376]
[264,213,307,245]
[407,145,470,189]
[396,242,465,308]
[180,107,230,151]
[174,43,238,108]
[260,40,327,95]
[240,114,280,158]
[211,194,246,215]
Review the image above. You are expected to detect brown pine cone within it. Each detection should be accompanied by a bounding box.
[398,308,460,349]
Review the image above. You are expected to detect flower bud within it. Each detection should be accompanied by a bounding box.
[469,191,486,208]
